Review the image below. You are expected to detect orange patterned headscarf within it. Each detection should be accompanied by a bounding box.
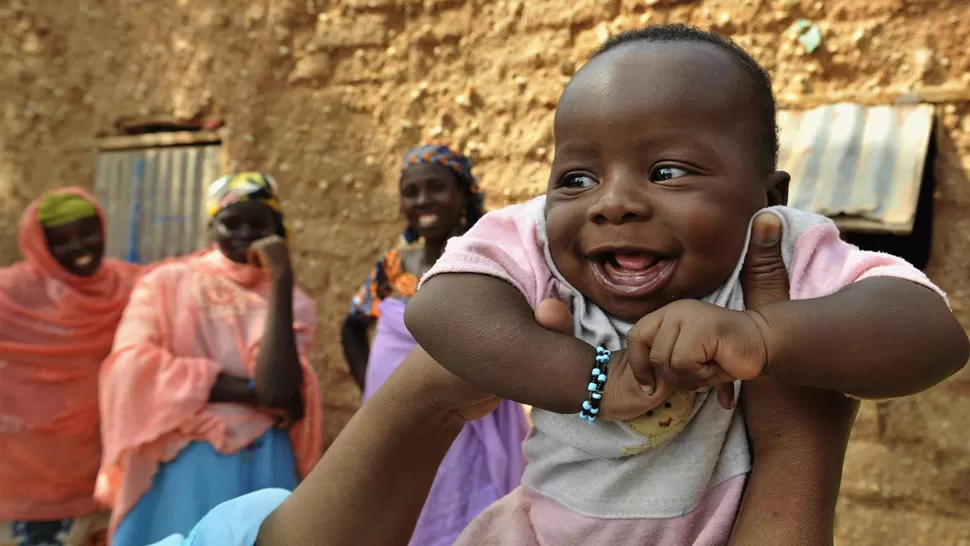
[400,143,485,244]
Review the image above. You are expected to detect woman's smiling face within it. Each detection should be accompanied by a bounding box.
[212,201,278,264]
[44,216,105,277]
[544,40,784,322]
[399,163,465,244]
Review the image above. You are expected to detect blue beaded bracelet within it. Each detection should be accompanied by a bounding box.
[579,346,611,423]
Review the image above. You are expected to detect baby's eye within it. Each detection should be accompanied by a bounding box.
[559,173,597,189]
[650,166,691,183]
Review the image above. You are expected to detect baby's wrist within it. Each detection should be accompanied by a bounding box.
[596,348,664,422]
[578,346,614,422]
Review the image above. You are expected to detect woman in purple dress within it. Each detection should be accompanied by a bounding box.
[340,143,528,546]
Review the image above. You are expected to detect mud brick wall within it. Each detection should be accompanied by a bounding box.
[1,1,969,542]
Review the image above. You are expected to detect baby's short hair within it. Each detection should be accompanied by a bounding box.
[594,24,779,173]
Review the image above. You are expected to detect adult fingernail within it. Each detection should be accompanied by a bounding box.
[640,382,654,395]
[752,214,782,246]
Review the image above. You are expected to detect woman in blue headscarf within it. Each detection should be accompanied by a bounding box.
[340,143,528,546]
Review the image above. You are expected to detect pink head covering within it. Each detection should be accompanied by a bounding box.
[0,187,142,521]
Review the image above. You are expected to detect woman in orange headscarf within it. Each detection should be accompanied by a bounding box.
[0,188,143,546]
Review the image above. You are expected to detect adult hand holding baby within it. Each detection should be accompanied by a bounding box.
[732,211,858,545]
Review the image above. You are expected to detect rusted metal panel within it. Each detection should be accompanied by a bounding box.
[92,142,221,262]
[777,103,934,234]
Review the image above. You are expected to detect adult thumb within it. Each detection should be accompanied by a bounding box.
[741,212,791,309]
[535,299,573,335]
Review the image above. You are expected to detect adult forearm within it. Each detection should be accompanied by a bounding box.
[405,274,595,413]
[254,275,304,405]
[208,373,259,405]
[756,278,969,398]
[732,378,858,545]
[731,450,836,546]
[256,352,464,546]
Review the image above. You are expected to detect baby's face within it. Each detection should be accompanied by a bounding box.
[545,41,782,322]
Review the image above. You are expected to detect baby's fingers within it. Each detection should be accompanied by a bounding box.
[652,324,717,392]
[715,382,736,410]
[627,317,663,395]
[600,352,670,421]
[706,363,737,410]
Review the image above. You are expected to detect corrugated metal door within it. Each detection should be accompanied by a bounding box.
[94,145,221,263]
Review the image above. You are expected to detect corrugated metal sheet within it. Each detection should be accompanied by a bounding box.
[777,103,935,234]
[94,144,220,262]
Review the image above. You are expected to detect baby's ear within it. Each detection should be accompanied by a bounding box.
[764,171,790,207]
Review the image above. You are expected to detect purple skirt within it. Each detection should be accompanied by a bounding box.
[363,298,529,546]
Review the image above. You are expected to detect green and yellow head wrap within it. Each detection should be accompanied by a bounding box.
[37,193,99,229]
[206,172,288,237]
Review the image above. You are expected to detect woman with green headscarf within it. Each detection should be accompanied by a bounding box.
[0,187,143,546]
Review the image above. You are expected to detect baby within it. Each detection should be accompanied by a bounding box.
[405,25,968,544]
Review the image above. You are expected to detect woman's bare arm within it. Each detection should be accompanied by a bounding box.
[731,378,857,545]
[256,346,492,546]
[731,212,858,544]
[249,237,305,420]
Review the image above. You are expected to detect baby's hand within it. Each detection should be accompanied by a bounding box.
[598,351,674,421]
[627,299,770,410]
[534,299,673,421]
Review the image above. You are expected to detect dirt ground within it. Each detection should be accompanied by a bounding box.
[2,0,969,542]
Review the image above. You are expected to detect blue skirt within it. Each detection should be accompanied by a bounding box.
[113,428,297,546]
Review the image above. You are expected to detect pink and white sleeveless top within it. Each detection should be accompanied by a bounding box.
[422,196,944,541]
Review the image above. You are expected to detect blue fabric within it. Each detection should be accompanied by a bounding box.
[114,428,297,546]
[149,489,291,546]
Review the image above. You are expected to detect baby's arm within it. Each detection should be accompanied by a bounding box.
[407,274,596,413]
[755,217,968,398]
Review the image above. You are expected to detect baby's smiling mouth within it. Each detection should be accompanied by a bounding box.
[590,250,678,298]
